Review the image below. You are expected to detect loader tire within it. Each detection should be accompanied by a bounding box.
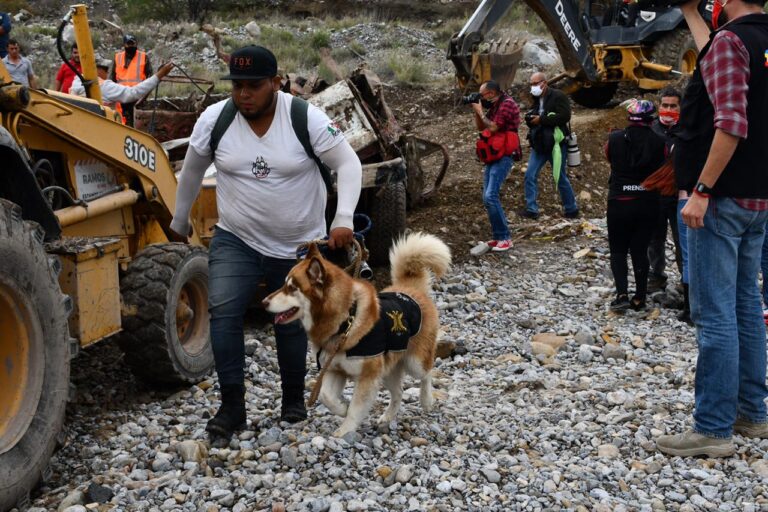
[571,83,618,108]
[368,181,407,266]
[117,244,213,386]
[0,199,71,512]
[652,29,698,75]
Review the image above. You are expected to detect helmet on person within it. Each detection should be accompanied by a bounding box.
[625,99,656,123]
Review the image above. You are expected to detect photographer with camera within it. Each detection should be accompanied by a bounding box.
[520,72,579,220]
[468,80,521,252]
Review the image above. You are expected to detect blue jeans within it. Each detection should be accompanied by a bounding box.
[208,227,307,386]
[677,198,689,284]
[689,197,768,437]
[761,218,768,305]
[483,156,513,240]
[524,143,578,215]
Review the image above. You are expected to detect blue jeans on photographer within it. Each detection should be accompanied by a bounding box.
[483,155,513,241]
[524,143,578,216]
[208,227,307,387]
[688,197,768,437]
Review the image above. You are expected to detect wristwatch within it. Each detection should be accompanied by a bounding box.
[694,182,714,197]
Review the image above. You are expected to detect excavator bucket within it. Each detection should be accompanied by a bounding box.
[457,37,524,93]
[488,39,524,89]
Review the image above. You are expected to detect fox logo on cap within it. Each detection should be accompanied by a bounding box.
[233,56,253,69]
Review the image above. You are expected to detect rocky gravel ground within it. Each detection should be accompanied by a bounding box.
[26,220,768,512]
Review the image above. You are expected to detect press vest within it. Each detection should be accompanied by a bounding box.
[607,125,665,200]
[114,50,147,86]
[674,14,768,197]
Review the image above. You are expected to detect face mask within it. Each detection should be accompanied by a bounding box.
[530,85,544,97]
[712,0,729,30]
[659,109,680,126]
[124,46,137,58]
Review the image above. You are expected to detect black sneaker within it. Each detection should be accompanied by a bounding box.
[610,294,630,312]
[517,208,540,220]
[206,384,247,439]
[647,276,668,293]
[629,297,646,311]
[564,209,580,219]
[281,401,308,423]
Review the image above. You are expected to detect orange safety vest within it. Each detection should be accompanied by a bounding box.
[114,50,147,87]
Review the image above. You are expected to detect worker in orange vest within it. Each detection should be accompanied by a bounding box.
[110,34,152,126]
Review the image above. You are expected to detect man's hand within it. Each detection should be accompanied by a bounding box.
[156,62,175,80]
[530,115,541,126]
[168,227,189,243]
[471,102,484,117]
[328,227,353,250]
[682,193,708,229]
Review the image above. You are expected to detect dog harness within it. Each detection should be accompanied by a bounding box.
[316,292,422,368]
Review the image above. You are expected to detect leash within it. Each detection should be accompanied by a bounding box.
[295,237,366,279]
[307,318,354,407]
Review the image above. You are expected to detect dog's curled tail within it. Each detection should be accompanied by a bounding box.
[389,232,451,292]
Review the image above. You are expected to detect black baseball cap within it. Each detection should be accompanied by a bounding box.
[221,46,278,81]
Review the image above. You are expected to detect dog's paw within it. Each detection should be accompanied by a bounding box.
[376,419,395,434]
[420,392,435,412]
[323,400,348,417]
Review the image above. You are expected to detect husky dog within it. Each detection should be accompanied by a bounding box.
[263,232,451,437]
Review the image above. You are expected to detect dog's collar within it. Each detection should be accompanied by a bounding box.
[335,304,357,336]
[316,304,358,371]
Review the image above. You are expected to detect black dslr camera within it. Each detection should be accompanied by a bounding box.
[461,92,482,105]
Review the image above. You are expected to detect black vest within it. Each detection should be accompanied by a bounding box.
[607,125,666,200]
[674,14,768,197]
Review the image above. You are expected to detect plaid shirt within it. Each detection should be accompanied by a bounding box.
[700,29,768,211]
[487,94,520,133]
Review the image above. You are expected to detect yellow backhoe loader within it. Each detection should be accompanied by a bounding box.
[0,6,215,510]
[448,0,708,106]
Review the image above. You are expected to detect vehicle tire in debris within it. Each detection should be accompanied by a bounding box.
[571,83,619,108]
[0,199,71,511]
[368,181,407,266]
[116,243,213,386]
[652,29,698,75]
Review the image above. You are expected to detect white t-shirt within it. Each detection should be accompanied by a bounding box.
[189,91,345,259]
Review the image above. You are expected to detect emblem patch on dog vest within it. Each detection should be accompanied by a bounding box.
[386,310,408,333]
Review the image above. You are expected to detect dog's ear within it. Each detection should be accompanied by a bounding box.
[307,257,325,287]
[307,242,322,259]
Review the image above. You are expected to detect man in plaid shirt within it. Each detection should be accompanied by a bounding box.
[470,80,521,252]
[657,0,768,457]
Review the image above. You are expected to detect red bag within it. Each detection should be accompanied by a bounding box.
[476,129,521,163]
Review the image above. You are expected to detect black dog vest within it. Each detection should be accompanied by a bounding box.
[317,292,422,368]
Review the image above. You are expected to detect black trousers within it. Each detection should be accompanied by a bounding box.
[648,195,682,281]
[607,196,659,300]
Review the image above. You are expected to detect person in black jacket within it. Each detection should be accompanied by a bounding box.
[605,99,665,312]
[647,88,683,294]
[520,72,579,220]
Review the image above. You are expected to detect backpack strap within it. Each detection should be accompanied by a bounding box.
[210,98,238,156]
[290,96,334,194]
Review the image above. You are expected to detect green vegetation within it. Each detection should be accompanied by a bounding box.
[310,30,331,50]
[378,50,431,86]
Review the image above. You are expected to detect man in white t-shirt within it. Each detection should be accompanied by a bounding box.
[2,39,37,88]
[170,46,362,440]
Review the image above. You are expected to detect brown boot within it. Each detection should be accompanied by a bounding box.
[734,417,768,438]
[656,430,735,457]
